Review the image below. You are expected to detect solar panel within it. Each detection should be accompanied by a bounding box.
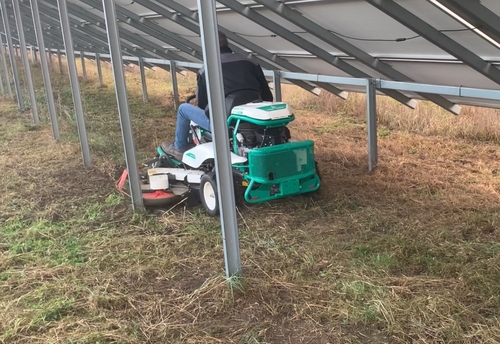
[396,0,500,58]
[2,0,500,109]
[480,0,500,17]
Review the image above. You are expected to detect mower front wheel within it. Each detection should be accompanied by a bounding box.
[200,172,219,216]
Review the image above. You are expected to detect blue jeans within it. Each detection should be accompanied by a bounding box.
[174,103,211,150]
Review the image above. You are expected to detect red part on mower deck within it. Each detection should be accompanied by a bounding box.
[116,168,194,208]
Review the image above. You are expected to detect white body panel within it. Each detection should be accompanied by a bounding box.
[149,173,170,190]
[181,142,247,168]
[147,168,206,184]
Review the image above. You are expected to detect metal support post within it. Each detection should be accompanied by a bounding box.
[95,53,103,86]
[29,46,35,65]
[33,47,38,65]
[1,0,24,110]
[366,79,378,172]
[31,0,60,140]
[57,49,63,74]
[57,0,92,168]
[197,0,241,277]
[0,37,5,95]
[0,31,12,97]
[102,0,143,211]
[272,70,282,102]
[12,0,39,123]
[47,50,53,71]
[0,58,4,95]
[169,60,179,109]
[138,57,148,102]
[80,50,87,81]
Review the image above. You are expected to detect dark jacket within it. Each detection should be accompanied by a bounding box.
[195,47,274,111]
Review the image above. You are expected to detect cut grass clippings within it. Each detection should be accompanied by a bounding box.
[0,55,500,343]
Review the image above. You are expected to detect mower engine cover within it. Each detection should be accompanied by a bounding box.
[231,102,292,120]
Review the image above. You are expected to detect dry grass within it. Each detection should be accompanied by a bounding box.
[1,54,500,343]
[282,83,500,141]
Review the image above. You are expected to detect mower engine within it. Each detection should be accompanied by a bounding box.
[229,102,293,158]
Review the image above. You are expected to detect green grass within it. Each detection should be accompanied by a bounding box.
[1,217,90,266]
[1,55,500,343]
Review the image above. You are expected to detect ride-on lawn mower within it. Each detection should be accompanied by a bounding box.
[138,91,321,216]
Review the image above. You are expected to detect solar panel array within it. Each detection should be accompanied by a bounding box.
[2,0,500,112]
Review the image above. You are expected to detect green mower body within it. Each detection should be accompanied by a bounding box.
[227,112,320,203]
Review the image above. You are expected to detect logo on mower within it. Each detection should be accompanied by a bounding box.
[186,152,196,159]
[258,103,287,111]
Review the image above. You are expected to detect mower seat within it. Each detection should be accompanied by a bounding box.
[225,90,262,118]
[203,90,262,141]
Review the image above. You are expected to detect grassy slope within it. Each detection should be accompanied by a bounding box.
[0,56,500,343]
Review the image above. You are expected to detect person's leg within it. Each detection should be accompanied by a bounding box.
[161,103,211,160]
[174,103,211,150]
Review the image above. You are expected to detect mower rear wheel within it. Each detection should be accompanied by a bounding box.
[200,172,219,216]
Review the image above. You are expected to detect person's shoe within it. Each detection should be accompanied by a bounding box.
[160,142,186,161]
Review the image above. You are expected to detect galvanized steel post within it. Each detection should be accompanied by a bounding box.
[272,70,282,102]
[95,53,103,86]
[47,50,53,71]
[169,60,179,109]
[366,78,378,172]
[102,0,144,211]
[80,50,87,81]
[57,0,92,167]
[12,0,39,124]
[31,0,60,139]
[0,31,12,97]
[57,49,63,74]
[197,0,242,277]
[1,0,24,110]
[138,57,148,102]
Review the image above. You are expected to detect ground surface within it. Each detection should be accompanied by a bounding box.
[1,57,500,343]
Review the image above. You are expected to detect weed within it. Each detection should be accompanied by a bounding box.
[104,192,123,206]
[84,202,103,221]
[377,129,391,137]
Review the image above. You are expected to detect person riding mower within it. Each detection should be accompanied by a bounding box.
[139,91,321,216]
[133,32,321,215]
